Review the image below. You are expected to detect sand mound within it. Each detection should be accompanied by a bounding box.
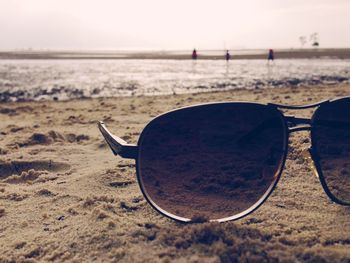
[36,189,56,196]
[0,107,16,115]
[0,160,71,180]
[8,125,25,133]
[26,133,54,145]
[0,106,33,115]
[65,133,90,143]
[3,169,46,184]
[0,148,8,155]
[0,208,5,217]
[19,131,90,146]
[0,192,28,201]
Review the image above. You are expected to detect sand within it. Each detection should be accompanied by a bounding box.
[0,84,350,262]
[1,48,350,60]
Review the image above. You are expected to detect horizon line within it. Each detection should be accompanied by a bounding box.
[1,47,350,53]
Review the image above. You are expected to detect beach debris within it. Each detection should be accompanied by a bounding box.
[132,196,143,203]
[109,180,134,188]
[120,201,139,212]
[25,247,42,259]
[14,242,26,249]
[37,189,55,196]
[56,215,65,221]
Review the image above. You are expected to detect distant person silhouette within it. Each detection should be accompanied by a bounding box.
[192,49,198,60]
[268,49,274,61]
[225,50,231,61]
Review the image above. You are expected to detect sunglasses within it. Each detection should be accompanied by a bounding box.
[99,97,350,223]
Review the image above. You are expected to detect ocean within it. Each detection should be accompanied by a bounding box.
[0,59,349,102]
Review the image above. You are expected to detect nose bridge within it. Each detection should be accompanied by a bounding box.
[286,116,312,133]
[269,100,329,133]
[269,101,328,182]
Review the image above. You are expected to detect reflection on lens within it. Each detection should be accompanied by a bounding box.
[313,98,350,204]
[138,103,286,221]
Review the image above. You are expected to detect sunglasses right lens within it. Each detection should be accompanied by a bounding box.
[137,103,286,221]
[313,98,350,204]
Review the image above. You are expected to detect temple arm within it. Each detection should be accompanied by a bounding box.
[98,121,138,159]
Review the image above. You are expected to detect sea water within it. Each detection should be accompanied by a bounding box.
[0,59,349,102]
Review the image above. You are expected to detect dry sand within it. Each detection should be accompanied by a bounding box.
[0,84,350,262]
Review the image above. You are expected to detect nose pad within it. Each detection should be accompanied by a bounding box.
[302,148,320,178]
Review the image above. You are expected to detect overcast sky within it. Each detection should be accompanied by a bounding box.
[1,0,349,50]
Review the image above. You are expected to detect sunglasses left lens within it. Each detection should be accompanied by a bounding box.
[137,103,286,222]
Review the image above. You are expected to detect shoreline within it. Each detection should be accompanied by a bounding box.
[1,81,350,104]
[0,82,349,105]
[1,48,350,60]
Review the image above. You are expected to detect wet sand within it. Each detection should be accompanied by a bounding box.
[1,48,350,60]
[1,84,350,262]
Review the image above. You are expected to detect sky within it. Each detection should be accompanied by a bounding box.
[0,0,350,50]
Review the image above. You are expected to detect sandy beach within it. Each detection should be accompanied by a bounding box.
[1,84,350,262]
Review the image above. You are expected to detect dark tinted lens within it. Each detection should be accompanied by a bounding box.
[138,103,286,221]
[313,98,350,204]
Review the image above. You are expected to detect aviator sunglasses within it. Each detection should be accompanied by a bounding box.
[99,97,350,223]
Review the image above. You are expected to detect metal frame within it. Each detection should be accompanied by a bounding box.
[98,97,350,223]
[310,97,350,206]
[98,121,137,159]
